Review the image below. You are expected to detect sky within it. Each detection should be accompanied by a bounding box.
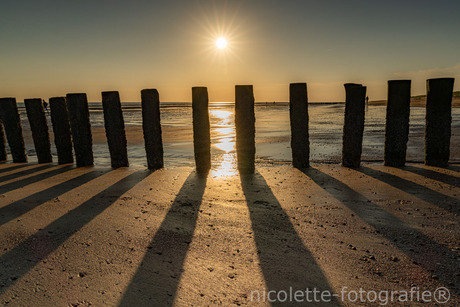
[1,0,459,102]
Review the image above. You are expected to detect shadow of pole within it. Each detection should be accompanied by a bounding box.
[401,165,460,189]
[0,163,31,175]
[447,165,460,173]
[0,170,149,295]
[356,166,459,216]
[240,172,339,306]
[0,164,55,184]
[119,171,207,306]
[303,168,460,296]
[0,169,108,227]
[0,165,74,194]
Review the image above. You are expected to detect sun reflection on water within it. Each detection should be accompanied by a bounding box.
[209,109,238,177]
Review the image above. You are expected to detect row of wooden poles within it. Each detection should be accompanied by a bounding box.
[0,78,455,174]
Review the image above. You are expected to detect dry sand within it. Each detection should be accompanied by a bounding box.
[0,162,458,306]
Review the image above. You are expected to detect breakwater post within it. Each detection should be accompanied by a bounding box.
[141,89,164,170]
[0,98,27,162]
[0,120,6,162]
[192,87,211,174]
[102,91,129,168]
[49,97,74,164]
[24,98,52,163]
[289,83,310,169]
[384,80,411,167]
[342,83,366,167]
[235,85,255,174]
[425,78,455,167]
[66,93,93,167]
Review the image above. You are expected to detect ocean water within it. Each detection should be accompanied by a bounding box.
[14,103,460,170]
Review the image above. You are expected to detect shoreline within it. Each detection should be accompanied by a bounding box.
[13,96,460,109]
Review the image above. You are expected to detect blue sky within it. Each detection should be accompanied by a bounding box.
[1,0,459,102]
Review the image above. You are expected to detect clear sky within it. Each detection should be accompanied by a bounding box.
[1,0,459,102]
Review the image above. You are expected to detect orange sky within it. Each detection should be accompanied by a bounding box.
[1,0,459,102]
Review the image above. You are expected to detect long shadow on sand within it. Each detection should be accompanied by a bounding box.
[0,169,108,227]
[0,163,55,184]
[240,172,339,306]
[0,163,31,175]
[447,165,460,172]
[402,165,460,188]
[356,166,459,216]
[119,171,207,306]
[303,168,460,295]
[0,165,74,194]
[0,170,149,295]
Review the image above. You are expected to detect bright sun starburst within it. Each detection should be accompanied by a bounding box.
[216,37,227,49]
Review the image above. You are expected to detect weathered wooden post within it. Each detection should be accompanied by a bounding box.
[192,87,211,174]
[342,83,366,167]
[0,120,6,162]
[384,80,411,167]
[49,97,74,164]
[0,98,27,162]
[425,78,455,167]
[289,83,310,169]
[102,91,129,168]
[235,85,255,174]
[141,89,164,170]
[24,98,52,163]
[66,93,93,167]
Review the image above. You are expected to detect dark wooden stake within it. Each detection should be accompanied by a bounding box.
[342,84,366,167]
[141,89,164,170]
[49,97,74,164]
[0,97,27,162]
[0,120,6,162]
[235,85,255,174]
[66,93,93,167]
[425,78,455,167]
[192,87,211,174]
[384,80,411,167]
[24,98,52,163]
[102,91,129,168]
[289,83,310,169]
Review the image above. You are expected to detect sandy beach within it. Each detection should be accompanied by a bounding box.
[0,162,458,306]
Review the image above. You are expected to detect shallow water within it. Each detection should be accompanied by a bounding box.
[15,104,460,170]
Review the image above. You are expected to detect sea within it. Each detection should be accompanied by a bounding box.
[14,102,460,172]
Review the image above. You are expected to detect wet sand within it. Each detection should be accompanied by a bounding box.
[0,163,458,306]
[369,96,460,107]
[17,104,460,168]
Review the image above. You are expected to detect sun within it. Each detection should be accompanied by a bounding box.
[216,37,227,49]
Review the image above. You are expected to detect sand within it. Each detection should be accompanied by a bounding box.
[369,97,460,107]
[0,162,458,306]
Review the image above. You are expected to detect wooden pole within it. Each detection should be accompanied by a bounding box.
[384,80,411,167]
[425,78,455,166]
[0,120,6,162]
[141,89,164,170]
[102,91,129,168]
[24,98,52,163]
[49,97,74,164]
[192,87,211,173]
[235,85,255,174]
[342,84,366,167]
[289,83,310,169]
[66,93,93,167]
[0,97,27,162]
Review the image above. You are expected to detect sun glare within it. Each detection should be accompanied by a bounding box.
[216,37,227,49]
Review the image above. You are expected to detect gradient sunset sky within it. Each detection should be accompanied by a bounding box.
[1,0,459,102]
